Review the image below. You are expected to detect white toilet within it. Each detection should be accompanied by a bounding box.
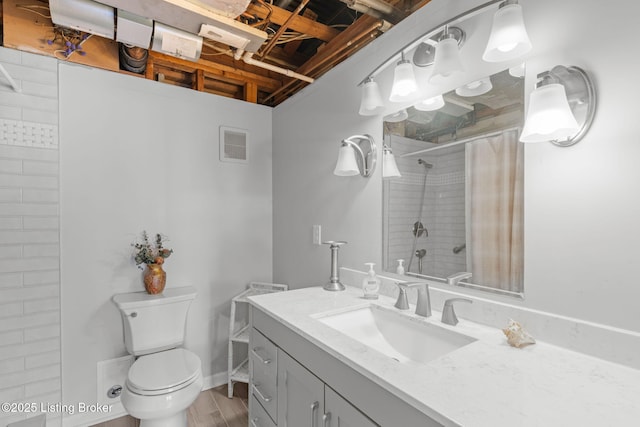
[113,286,203,427]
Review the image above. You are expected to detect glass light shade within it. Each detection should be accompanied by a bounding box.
[455,78,493,97]
[389,59,418,102]
[333,144,360,176]
[414,94,445,111]
[429,37,465,85]
[384,109,408,123]
[382,149,401,178]
[359,79,384,116]
[509,62,526,78]
[482,3,532,62]
[520,83,580,143]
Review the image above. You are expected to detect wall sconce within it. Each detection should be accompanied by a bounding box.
[520,65,596,146]
[483,0,532,62]
[389,52,418,102]
[382,144,401,179]
[333,134,377,177]
[429,26,466,84]
[414,94,445,111]
[359,77,385,116]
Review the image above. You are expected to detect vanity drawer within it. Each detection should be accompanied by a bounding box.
[250,328,278,421]
[250,328,278,379]
[249,393,277,427]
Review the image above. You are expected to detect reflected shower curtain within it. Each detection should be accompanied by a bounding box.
[466,129,524,292]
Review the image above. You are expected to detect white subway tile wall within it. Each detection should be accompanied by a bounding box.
[0,47,61,427]
[384,135,466,277]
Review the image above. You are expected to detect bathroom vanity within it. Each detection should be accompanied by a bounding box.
[247,286,640,427]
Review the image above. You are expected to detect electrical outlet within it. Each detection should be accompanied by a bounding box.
[313,225,321,245]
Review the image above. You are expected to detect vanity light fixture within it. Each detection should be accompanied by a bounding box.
[359,77,385,116]
[414,94,445,111]
[520,65,596,146]
[412,27,465,68]
[382,144,401,179]
[389,52,418,102]
[384,109,408,123]
[429,26,466,85]
[333,134,377,177]
[482,0,532,62]
[509,62,526,78]
[455,77,493,97]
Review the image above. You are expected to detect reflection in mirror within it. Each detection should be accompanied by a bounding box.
[382,68,525,297]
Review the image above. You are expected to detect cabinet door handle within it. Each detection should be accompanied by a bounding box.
[323,412,331,427]
[310,401,319,427]
[250,418,260,427]
[252,384,272,403]
[251,347,272,364]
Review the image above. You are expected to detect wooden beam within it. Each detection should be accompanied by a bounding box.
[148,51,283,92]
[244,81,258,103]
[245,2,339,43]
[297,15,383,76]
[265,15,384,103]
[3,0,119,71]
[195,69,205,91]
[259,0,310,59]
[409,0,433,13]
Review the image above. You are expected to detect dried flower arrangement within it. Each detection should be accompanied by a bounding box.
[132,231,173,268]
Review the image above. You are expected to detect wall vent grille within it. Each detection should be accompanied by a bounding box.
[220,126,248,163]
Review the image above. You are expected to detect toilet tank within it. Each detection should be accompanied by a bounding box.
[112,286,197,356]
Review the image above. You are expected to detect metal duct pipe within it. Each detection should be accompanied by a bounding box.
[347,2,384,19]
[348,0,394,15]
[342,0,405,23]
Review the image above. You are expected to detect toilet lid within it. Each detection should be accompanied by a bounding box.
[128,348,201,394]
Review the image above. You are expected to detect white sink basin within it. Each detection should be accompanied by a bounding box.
[316,304,476,365]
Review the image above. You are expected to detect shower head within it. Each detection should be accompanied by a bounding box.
[418,159,433,169]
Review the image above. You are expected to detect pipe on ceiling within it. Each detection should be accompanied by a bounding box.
[341,0,395,17]
[240,51,315,83]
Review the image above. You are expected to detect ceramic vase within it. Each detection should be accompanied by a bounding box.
[144,263,166,294]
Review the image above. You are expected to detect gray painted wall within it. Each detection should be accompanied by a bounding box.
[272,0,640,332]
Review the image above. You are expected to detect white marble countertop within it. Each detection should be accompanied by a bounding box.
[248,285,640,427]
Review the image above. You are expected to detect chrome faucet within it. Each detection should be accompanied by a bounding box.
[441,298,473,326]
[394,281,431,317]
[446,272,472,286]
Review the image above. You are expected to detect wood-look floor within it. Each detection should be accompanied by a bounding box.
[91,384,248,427]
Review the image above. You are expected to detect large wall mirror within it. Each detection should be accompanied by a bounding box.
[382,68,525,297]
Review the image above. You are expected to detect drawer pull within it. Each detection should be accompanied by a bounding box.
[252,347,272,364]
[323,412,331,427]
[250,418,260,427]
[252,383,272,403]
[311,401,319,427]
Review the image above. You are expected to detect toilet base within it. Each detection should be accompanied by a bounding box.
[138,410,186,427]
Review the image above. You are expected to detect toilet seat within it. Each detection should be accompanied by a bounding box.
[127,348,201,396]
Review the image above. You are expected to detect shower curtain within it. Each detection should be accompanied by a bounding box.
[465,129,524,292]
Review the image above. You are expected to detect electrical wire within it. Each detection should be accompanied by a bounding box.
[16,4,51,19]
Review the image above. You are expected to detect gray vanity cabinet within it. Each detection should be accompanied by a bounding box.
[325,386,378,427]
[249,306,442,427]
[277,349,324,426]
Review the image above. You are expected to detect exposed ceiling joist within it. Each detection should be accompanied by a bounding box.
[2,0,432,106]
[244,1,340,43]
[268,13,385,103]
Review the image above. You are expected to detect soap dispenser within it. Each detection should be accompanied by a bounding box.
[396,259,405,275]
[362,263,380,300]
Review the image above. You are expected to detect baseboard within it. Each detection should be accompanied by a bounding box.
[61,372,228,427]
[201,372,228,390]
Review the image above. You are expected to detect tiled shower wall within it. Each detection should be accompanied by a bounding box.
[384,135,466,278]
[0,47,61,427]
